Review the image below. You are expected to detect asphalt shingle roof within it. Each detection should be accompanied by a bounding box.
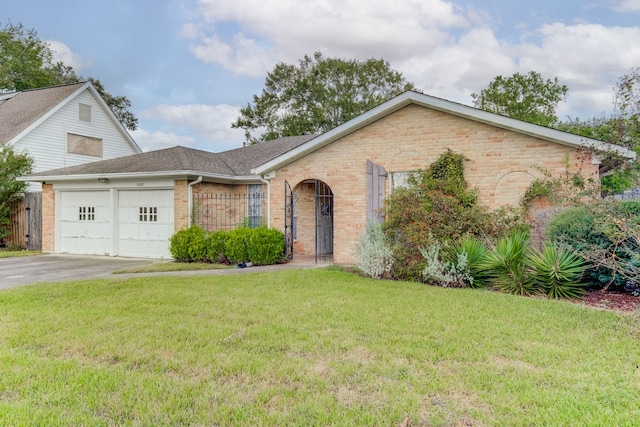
[0,82,86,146]
[29,134,318,178]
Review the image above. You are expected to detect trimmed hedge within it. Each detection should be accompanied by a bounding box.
[248,227,286,265]
[169,225,207,262]
[170,225,285,266]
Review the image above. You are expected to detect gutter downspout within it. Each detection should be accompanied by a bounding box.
[187,176,203,227]
[260,175,271,228]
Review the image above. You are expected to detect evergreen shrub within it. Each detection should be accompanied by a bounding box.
[224,227,252,264]
[546,200,640,290]
[169,225,208,262]
[206,230,229,263]
[247,227,285,265]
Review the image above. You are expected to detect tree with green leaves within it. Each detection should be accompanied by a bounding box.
[0,147,33,240]
[471,71,568,127]
[232,52,416,142]
[556,69,640,193]
[612,67,640,149]
[0,21,137,130]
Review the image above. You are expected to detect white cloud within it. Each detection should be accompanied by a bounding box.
[46,40,92,71]
[138,103,247,151]
[515,23,640,117]
[180,0,640,121]
[188,33,273,77]
[613,0,640,12]
[185,0,470,77]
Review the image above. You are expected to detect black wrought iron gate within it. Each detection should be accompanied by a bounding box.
[284,180,294,260]
[315,180,333,263]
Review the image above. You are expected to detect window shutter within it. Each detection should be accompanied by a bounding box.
[366,160,387,222]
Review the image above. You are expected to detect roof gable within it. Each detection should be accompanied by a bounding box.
[252,91,636,175]
[0,82,140,153]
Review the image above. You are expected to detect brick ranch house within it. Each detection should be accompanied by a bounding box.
[23,91,635,262]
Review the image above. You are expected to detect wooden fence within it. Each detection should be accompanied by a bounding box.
[5,193,42,250]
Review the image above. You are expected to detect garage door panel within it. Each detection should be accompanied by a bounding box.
[59,191,111,255]
[118,190,173,258]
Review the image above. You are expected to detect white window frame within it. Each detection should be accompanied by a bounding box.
[390,171,415,193]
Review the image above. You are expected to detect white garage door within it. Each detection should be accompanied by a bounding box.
[59,191,112,255]
[118,190,174,258]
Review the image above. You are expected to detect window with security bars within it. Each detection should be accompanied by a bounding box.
[78,206,95,221]
[139,207,158,222]
[247,184,263,228]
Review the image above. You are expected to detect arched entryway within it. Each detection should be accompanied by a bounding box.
[285,179,334,263]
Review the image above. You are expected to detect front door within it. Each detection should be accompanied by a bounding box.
[315,180,333,263]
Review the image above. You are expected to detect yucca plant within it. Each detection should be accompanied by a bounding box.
[482,230,539,296]
[446,236,490,288]
[527,243,587,299]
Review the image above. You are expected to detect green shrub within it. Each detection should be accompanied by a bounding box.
[482,230,539,296]
[224,227,252,264]
[169,225,207,262]
[384,150,526,281]
[206,230,229,263]
[355,216,394,279]
[546,201,640,290]
[527,243,587,299]
[247,227,285,265]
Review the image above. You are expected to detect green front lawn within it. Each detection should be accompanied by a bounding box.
[0,269,638,425]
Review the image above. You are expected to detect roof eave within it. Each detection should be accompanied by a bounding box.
[19,170,263,184]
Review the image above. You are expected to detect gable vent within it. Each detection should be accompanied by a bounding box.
[79,103,92,123]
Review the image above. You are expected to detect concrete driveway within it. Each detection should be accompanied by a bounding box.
[0,254,154,290]
[0,254,323,291]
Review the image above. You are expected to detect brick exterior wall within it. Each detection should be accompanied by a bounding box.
[269,104,599,264]
[41,183,55,252]
[174,179,189,232]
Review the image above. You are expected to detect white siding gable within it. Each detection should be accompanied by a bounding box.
[12,87,140,191]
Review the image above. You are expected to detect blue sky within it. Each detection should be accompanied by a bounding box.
[3,0,640,152]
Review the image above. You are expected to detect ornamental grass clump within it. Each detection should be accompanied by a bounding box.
[527,243,586,299]
[482,230,538,296]
[445,236,490,288]
[481,230,587,298]
[356,216,393,279]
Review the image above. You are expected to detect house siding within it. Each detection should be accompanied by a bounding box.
[269,104,599,264]
[11,89,139,191]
